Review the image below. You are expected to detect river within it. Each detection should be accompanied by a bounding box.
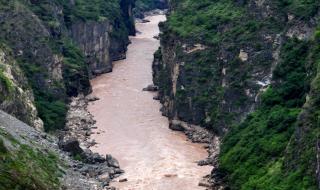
[88,14,212,190]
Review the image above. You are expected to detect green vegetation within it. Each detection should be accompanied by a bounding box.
[26,39,91,131]
[0,131,62,190]
[135,0,157,11]
[159,0,320,188]
[167,0,244,44]
[134,0,167,16]
[0,69,13,94]
[16,49,67,131]
[35,94,67,132]
[166,0,319,44]
[158,0,283,130]
[61,40,90,97]
[279,0,319,18]
[57,0,122,24]
[219,38,318,189]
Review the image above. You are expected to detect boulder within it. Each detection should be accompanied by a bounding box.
[169,120,185,131]
[58,137,83,155]
[153,95,160,100]
[141,19,150,23]
[106,154,120,168]
[119,178,128,182]
[90,153,106,163]
[98,172,111,184]
[198,179,213,188]
[86,95,100,102]
[143,84,158,92]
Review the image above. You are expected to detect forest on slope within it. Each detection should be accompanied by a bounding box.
[154,0,320,189]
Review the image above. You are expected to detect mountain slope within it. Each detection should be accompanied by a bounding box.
[0,0,135,131]
[154,0,320,189]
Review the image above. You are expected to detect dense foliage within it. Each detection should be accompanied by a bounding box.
[219,38,318,189]
[58,0,121,23]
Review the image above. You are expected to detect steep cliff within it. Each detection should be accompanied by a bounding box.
[154,0,320,189]
[0,0,135,131]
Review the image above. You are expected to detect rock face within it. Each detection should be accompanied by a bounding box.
[0,45,43,130]
[70,0,136,77]
[70,21,114,76]
[67,0,136,77]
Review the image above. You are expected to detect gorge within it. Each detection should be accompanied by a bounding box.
[88,14,211,189]
[1,0,320,190]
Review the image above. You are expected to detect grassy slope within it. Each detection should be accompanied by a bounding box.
[0,130,62,190]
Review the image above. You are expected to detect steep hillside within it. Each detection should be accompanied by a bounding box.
[0,1,136,189]
[154,0,320,189]
[0,110,125,190]
[0,0,135,131]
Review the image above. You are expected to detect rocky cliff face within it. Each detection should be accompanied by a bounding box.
[0,45,43,130]
[0,0,135,131]
[69,0,135,77]
[70,21,114,76]
[154,0,320,189]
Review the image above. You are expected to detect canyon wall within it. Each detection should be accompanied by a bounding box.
[0,0,135,131]
[154,0,320,189]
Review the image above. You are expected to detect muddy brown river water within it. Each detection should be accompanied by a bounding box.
[88,14,212,190]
